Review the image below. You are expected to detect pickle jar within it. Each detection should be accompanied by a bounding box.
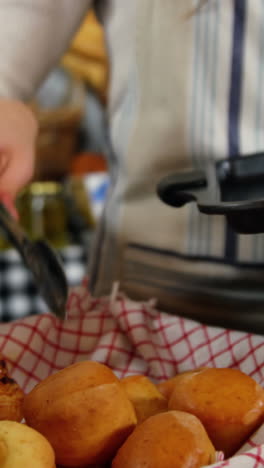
[17,182,69,248]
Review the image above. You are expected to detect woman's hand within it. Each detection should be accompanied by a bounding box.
[0,99,38,218]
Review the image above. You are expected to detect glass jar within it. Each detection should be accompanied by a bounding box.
[17,182,69,248]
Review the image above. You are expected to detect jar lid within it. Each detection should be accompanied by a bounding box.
[21,182,63,197]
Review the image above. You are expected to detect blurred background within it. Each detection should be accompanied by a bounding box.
[0,10,110,320]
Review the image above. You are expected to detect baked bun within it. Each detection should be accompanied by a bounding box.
[23,361,137,467]
[0,358,24,422]
[157,368,207,400]
[112,410,215,468]
[0,420,55,468]
[168,367,264,457]
[120,375,167,423]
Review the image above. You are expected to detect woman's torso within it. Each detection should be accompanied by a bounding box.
[91,0,264,332]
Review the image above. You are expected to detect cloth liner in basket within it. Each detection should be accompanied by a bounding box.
[0,280,263,468]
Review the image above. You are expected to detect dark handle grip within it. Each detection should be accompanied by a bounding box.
[157,170,207,207]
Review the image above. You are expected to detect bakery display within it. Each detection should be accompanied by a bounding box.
[112,410,216,468]
[0,420,55,468]
[23,361,137,467]
[168,367,264,457]
[120,375,168,424]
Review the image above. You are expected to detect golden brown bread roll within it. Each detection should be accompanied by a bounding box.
[168,367,264,457]
[0,357,24,422]
[120,375,167,424]
[23,361,137,467]
[112,410,215,468]
[157,368,207,400]
[0,420,55,468]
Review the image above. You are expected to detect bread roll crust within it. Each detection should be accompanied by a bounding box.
[157,368,207,400]
[23,361,137,467]
[168,368,264,456]
[112,410,215,468]
[120,375,167,423]
[0,357,24,422]
[0,420,55,468]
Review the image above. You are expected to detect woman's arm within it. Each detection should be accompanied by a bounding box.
[0,0,92,99]
[0,0,92,209]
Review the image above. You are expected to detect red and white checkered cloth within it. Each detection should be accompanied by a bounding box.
[0,280,263,467]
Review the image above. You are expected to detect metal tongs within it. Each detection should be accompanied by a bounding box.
[0,203,68,319]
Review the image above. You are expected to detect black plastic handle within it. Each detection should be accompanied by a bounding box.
[157,170,207,207]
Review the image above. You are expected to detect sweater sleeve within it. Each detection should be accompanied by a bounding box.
[0,0,92,100]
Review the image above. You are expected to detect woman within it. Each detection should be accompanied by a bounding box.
[0,0,263,332]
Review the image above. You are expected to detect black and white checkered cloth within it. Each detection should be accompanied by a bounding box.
[0,245,87,322]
